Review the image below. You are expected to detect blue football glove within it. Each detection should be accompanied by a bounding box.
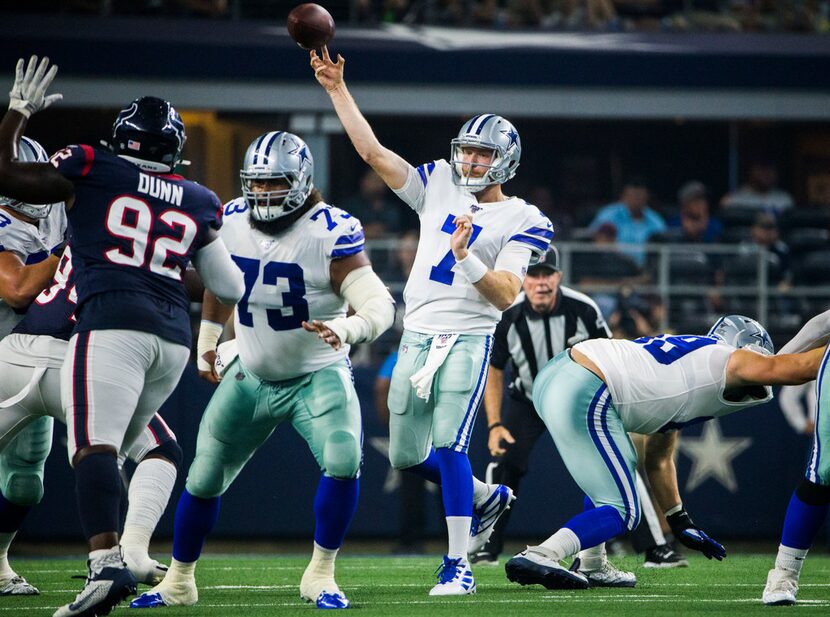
[667,509,726,560]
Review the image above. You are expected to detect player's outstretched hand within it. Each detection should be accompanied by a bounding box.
[198,349,221,384]
[488,425,516,457]
[310,46,344,93]
[303,319,342,350]
[667,509,726,560]
[451,213,473,259]
[8,56,62,118]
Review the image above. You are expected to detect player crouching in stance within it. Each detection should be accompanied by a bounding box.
[763,309,830,606]
[131,131,395,610]
[505,316,823,591]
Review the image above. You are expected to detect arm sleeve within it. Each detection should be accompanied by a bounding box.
[392,163,428,215]
[191,238,245,305]
[489,315,511,369]
[323,265,395,345]
[778,309,830,354]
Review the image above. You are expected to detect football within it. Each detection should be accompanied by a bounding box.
[287,3,335,50]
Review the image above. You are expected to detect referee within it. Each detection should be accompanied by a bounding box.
[472,247,684,568]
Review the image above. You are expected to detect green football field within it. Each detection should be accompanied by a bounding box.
[2,553,828,616]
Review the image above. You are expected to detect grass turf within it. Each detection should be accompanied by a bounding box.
[2,553,828,616]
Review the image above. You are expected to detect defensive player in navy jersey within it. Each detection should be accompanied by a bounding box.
[0,56,244,617]
[132,131,394,610]
[0,243,184,591]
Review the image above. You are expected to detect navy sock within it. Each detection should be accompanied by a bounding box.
[564,504,627,549]
[781,491,829,550]
[406,449,441,484]
[313,476,360,550]
[172,489,220,563]
[75,452,121,540]
[0,491,30,533]
[435,448,472,517]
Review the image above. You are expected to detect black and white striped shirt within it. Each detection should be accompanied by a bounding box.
[490,286,611,402]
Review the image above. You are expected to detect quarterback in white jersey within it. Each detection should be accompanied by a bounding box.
[504,315,823,592]
[133,131,394,611]
[312,47,551,596]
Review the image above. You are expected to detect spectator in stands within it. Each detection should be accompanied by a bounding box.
[608,285,662,339]
[740,212,792,282]
[666,180,723,243]
[529,185,574,240]
[340,169,413,238]
[722,159,794,215]
[589,176,666,265]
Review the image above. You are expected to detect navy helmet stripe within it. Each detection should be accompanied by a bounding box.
[260,131,283,164]
[463,115,482,134]
[474,114,496,135]
[251,132,270,165]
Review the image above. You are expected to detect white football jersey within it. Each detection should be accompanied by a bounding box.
[219,199,363,381]
[575,334,773,434]
[0,205,66,338]
[399,159,552,335]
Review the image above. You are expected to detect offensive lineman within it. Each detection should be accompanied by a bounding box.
[0,57,244,617]
[131,131,395,610]
[311,47,553,594]
[504,316,824,591]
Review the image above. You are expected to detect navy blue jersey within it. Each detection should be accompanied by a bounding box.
[50,145,222,346]
[13,246,77,340]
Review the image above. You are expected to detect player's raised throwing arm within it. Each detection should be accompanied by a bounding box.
[310,47,412,191]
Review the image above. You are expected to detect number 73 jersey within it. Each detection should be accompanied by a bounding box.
[574,335,773,434]
[219,198,363,381]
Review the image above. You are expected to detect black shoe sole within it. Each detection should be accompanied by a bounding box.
[505,557,589,590]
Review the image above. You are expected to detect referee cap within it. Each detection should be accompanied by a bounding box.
[528,246,560,274]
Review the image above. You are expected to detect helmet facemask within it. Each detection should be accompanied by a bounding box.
[240,131,314,222]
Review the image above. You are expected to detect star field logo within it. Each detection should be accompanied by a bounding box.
[501,128,519,148]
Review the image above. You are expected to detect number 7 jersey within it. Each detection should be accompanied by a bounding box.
[574,335,773,434]
[219,198,363,381]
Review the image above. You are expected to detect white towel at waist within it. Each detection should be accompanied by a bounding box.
[409,333,459,401]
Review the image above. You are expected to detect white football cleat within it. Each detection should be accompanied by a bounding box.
[505,546,589,590]
[130,578,198,608]
[762,567,799,606]
[575,558,637,588]
[0,574,39,595]
[469,484,515,555]
[429,556,476,596]
[123,552,169,586]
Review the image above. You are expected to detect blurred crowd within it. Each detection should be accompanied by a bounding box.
[18,0,830,33]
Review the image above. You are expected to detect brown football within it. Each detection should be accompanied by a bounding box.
[287,3,335,50]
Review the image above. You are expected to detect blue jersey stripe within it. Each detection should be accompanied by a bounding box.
[508,234,549,251]
[417,165,428,187]
[523,226,554,239]
[331,245,363,259]
[335,231,365,246]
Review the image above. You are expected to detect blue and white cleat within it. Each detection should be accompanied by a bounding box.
[315,591,350,609]
[130,579,198,608]
[469,484,515,555]
[429,556,476,596]
[54,548,137,617]
[505,546,589,590]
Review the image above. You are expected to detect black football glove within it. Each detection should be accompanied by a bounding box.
[667,509,726,560]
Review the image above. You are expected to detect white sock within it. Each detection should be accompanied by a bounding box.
[577,542,606,571]
[0,531,17,579]
[164,558,197,583]
[446,516,471,558]
[122,458,177,557]
[775,544,808,575]
[539,528,581,561]
[307,542,338,578]
[472,477,489,504]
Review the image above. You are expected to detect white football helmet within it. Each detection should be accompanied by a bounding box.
[0,136,54,219]
[450,114,521,192]
[708,314,774,355]
[240,131,314,221]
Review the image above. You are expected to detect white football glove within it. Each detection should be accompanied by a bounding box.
[8,56,63,118]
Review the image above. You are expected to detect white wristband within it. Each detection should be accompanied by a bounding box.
[455,253,488,283]
[196,320,224,372]
[664,503,683,517]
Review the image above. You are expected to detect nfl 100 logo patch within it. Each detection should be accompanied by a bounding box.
[469,204,482,213]
[401,344,409,354]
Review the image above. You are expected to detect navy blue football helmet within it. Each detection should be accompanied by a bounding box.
[111,96,186,172]
[708,315,774,355]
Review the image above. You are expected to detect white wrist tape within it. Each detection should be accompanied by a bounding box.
[323,265,395,345]
[664,503,683,517]
[196,320,224,372]
[455,253,488,283]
